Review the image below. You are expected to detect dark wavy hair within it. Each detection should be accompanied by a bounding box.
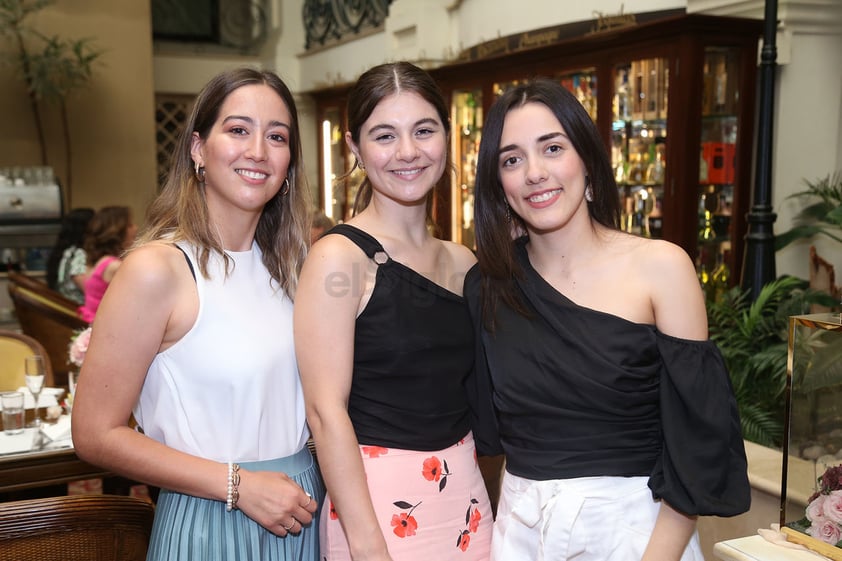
[474,78,621,328]
[46,207,95,289]
[344,61,451,218]
[84,206,133,265]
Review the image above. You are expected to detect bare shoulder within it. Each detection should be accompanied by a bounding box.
[119,242,189,290]
[630,238,696,276]
[305,231,370,271]
[439,239,477,275]
[628,238,707,339]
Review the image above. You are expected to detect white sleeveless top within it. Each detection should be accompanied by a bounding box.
[133,241,309,463]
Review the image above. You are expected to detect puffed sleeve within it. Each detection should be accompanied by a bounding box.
[463,265,504,457]
[648,331,751,516]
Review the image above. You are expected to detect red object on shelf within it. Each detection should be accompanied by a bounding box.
[702,142,735,184]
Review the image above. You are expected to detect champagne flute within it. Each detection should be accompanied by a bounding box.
[25,355,46,427]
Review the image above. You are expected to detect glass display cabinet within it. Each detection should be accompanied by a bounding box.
[451,88,482,249]
[434,12,762,284]
[311,12,762,283]
[611,58,667,240]
[780,313,842,560]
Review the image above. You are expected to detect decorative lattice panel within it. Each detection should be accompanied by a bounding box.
[155,94,194,188]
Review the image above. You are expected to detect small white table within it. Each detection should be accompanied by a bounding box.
[715,535,829,561]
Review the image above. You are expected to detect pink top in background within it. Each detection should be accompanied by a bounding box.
[77,256,118,323]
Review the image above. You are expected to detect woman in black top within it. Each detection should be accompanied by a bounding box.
[466,78,750,560]
[295,62,492,561]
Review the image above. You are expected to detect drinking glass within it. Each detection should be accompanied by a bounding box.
[1,391,25,434]
[25,355,46,427]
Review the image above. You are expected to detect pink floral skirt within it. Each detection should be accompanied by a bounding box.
[320,432,492,560]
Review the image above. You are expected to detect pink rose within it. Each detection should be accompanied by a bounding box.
[68,327,92,367]
[825,491,842,525]
[807,518,842,545]
[807,494,827,522]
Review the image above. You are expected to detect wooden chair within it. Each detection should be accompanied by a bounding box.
[0,330,55,391]
[0,494,154,561]
[7,283,88,388]
[7,269,80,311]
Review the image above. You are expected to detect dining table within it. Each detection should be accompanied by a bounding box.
[0,387,110,495]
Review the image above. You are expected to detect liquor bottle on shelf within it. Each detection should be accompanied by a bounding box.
[714,55,728,114]
[628,152,645,184]
[614,67,630,121]
[639,186,656,237]
[698,185,719,243]
[575,75,596,120]
[711,250,731,303]
[697,259,712,301]
[613,147,627,184]
[646,142,666,184]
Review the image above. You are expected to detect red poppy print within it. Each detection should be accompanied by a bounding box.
[457,530,471,551]
[362,445,389,458]
[422,456,442,482]
[469,507,481,533]
[329,500,338,520]
[391,500,421,538]
[422,456,452,491]
[456,498,481,552]
[391,512,419,538]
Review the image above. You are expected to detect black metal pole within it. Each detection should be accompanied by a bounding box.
[741,0,779,299]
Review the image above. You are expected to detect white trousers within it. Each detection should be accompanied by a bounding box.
[491,472,705,561]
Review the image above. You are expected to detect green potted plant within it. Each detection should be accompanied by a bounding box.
[707,172,842,447]
[0,0,101,207]
[776,172,842,251]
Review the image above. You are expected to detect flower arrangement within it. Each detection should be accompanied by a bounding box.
[65,326,91,410]
[68,326,92,368]
[788,464,842,548]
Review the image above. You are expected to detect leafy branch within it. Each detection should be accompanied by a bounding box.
[0,0,102,206]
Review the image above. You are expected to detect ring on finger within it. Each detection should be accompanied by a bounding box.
[283,517,297,531]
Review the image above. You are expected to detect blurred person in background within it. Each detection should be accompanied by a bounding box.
[46,207,95,304]
[77,205,136,322]
[309,211,335,245]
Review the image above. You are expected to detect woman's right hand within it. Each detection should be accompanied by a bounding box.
[236,469,318,536]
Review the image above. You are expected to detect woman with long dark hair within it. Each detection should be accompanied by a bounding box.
[467,78,750,560]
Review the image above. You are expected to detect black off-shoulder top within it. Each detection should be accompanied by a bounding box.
[464,239,751,517]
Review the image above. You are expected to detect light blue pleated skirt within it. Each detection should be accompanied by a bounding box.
[147,447,323,561]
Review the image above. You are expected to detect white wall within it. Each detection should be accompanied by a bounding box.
[774,29,842,280]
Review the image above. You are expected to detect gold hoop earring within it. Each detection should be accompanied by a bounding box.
[194,162,205,183]
[280,177,290,196]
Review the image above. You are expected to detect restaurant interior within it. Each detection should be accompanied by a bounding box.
[0,1,841,559]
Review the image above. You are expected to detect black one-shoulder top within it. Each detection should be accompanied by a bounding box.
[464,238,750,517]
[330,224,473,451]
